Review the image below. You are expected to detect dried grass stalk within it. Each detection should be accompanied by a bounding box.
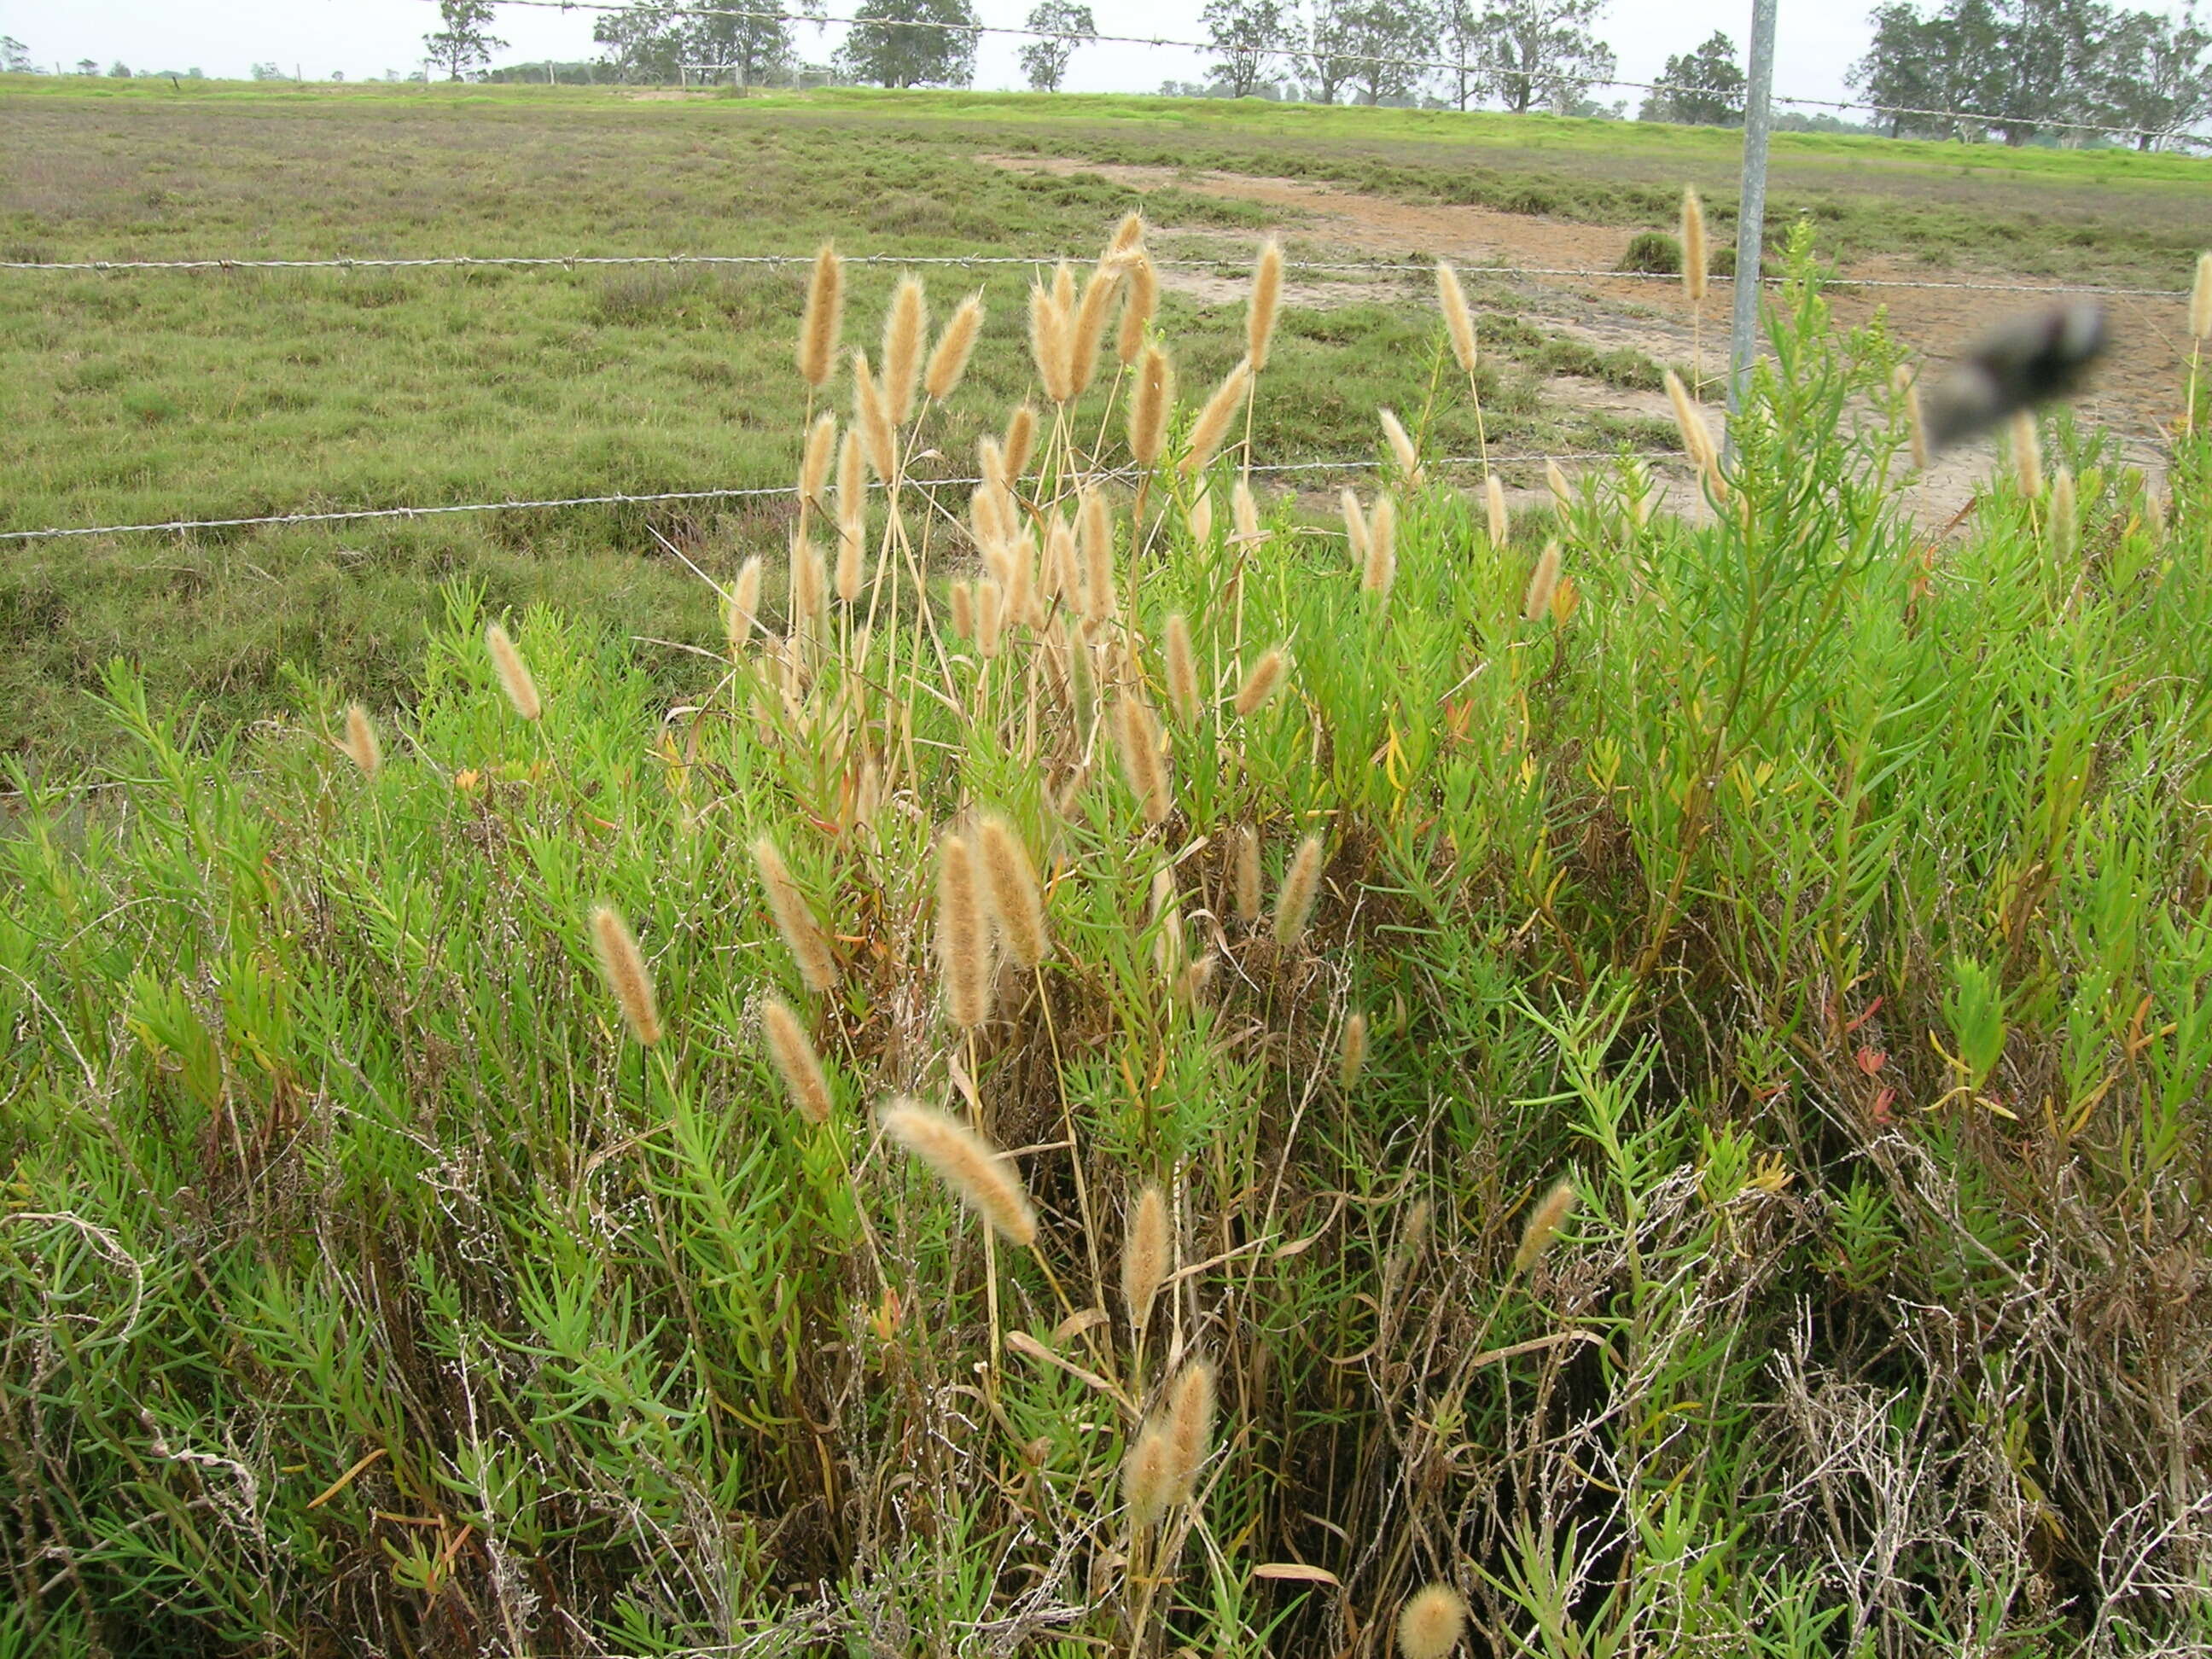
[1185,359,1253,476]
[923,292,983,402]
[936,833,994,1028]
[1274,833,1324,946]
[762,998,831,1123]
[796,242,843,389]
[878,1097,1036,1246]
[976,812,1049,970]
[590,904,661,1047]
[1164,613,1200,725]
[485,622,542,722]
[1234,647,1287,718]
[1436,260,1477,375]
[340,703,381,777]
[1398,1584,1467,1659]
[1122,1183,1169,1331]
[1248,239,1284,373]
[1511,1178,1576,1275]
[1115,694,1172,825]
[754,836,838,994]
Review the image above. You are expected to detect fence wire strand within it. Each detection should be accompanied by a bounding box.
[0,451,1668,544]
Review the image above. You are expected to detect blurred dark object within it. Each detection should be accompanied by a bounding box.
[1920,305,2108,452]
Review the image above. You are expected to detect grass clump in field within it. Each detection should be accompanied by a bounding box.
[3,215,2211,1658]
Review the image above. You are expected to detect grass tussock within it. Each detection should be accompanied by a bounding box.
[3,208,2211,1659]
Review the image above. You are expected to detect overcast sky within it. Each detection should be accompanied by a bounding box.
[9,1,2203,108]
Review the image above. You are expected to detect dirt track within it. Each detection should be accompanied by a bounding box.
[991,155,2188,526]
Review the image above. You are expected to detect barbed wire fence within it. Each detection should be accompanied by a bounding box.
[5,0,2202,548]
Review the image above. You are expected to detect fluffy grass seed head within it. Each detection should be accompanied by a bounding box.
[1080,491,1116,622]
[1164,613,1200,725]
[2192,249,2212,341]
[589,904,662,1047]
[1164,1359,1217,1504]
[1130,341,1174,468]
[882,274,927,426]
[1124,1420,1174,1531]
[1274,833,1324,946]
[1110,209,1147,255]
[1363,493,1398,600]
[1680,186,1708,306]
[936,832,995,1028]
[1123,1183,1170,1331]
[1523,540,1563,622]
[1341,489,1370,562]
[976,812,1049,970]
[1663,370,1714,471]
[1232,823,1261,923]
[1511,1177,1576,1275]
[1189,487,1214,546]
[789,531,828,635]
[949,579,975,641]
[1485,473,1510,546]
[852,351,897,480]
[1004,403,1039,480]
[485,621,542,722]
[1068,259,1121,401]
[800,409,837,517]
[1380,407,1424,490]
[1248,238,1284,372]
[797,241,843,389]
[1185,358,1253,476]
[1232,479,1262,544]
[2051,465,2078,559]
[1115,693,1172,825]
[1119,247,1159,365]
[924,291,984,402]
[1436,259,1477,375]
[1234,646,1288,719]
[878,1097,1036,1247]
[761,998,832,1124]
[727,556,764,654]
[1338,1010,1368,1088]
[1545,457,1572,509]
[976,578,1006,658]
[754,835,838,994]
[1044,512,1078,603]
[1030,274,1074,405]
[339,703,381,777]
[2011,410,2043,498]
[1398,1585,1468,1659]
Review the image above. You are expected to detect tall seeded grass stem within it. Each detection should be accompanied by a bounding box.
[976,813,1049,970]
[924,293,983,402]
[1118,248,1158,366]
[1398,1585,1468,1659]
[754,836,837,994]
[796,242,843,390]
[1115,695,1172,825]
[1163,1359,1216,1505]
[1122,1183,1170,1336]
[485,622,542,722]
[1338,1011,1368,1088]
[761,998,832,1124]
[1164,614,1199,725]
[1185,360,1252,477]
[1233,824,1261,923]
[1274,834,1324,946]
[340,703,381,777]
[882,274,926,427]
[1524,541,1563,622]
[1485,474,1509,546]
[590,905,661,1048]
[2011,412,2043,499]
[1362,495,1397,600]
[1234,647,1287,718]
[1247,239,1284,374]
[937,833,995,1028]
[1435,258,1489,466]
[1512,1178,1576,1275]
[1129,343,1173,469]
[878,1097,1036,1246]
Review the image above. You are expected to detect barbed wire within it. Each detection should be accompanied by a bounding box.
[0,249,2186,299]
[458,0,2209,143]
[0,449,1669,545]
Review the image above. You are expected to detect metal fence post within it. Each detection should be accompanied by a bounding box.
[1728,0,1778,423]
